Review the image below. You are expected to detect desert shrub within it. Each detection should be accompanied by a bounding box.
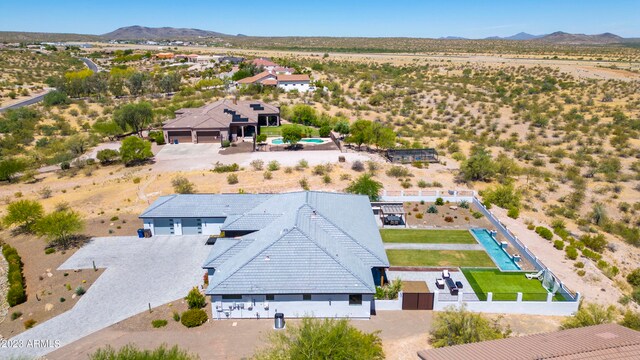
[148,131,165,145]
[173,312,181,322]
[23,319,37,329]
[227,174,239,185]
[620,310,640,331]
[75,286,86,296]
[152,319,168,328]
[89,344,197,360]
[561,303,616,329]
[386,165,412,178]
[11,311,22,321]
[574,261,585,269]
[417,180,428,188]
[351,160,365,172]
[172,176,195,194]
[582,248,602,262]
[553,240,564,250]
[263,170,272,180]
[430,305,510,348]
[221,140,231,148]
[415,213,423,219]
[535,226,553,240]
[444,216,454,223]
[96,149,120,165]
[181,309,208,328]
[267,160,280,171]
[565,246,578,260]
[296,159,309,170]
[458,200,470,209]
[3,245,26,306]
[45,248,56,255]
[627,268,640,287]
[426,205,438,214]
[185,287,206,309]
[435,197,444,206]
[7,284,26,307]
[250,159,264,171]
[472,211,484,219]
[580,234,607,253]
[507,207,519,219]
[527,223,535,230]
[299,177,310,190]
[213,162,239,173]
[482,183,520,210]
[577,270,586,277]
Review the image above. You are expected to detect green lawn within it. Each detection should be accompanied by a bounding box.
[260,125,320,137]
[380,229,476,244]
[461,268,566,301]
[386,250,495,267]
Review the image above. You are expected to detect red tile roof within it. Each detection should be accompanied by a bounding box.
[252,58,278,67]
[277,74,310,82]
[236,71,275,84]
[417,324,640,360]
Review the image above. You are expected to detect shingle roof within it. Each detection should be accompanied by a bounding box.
[417,324,640,360]
[140,191,389,295]
[162,99,279,130]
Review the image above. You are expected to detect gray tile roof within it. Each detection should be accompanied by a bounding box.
[140,191,389,295]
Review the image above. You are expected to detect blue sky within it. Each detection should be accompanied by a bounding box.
[0,0,638,38]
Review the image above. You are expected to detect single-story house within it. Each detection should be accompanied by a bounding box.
[139,191,390,319]
[417,323,640,360]
[237,71,312,92]
[250,58,294,74]
[162,99,280,145]
[220,56,245,64]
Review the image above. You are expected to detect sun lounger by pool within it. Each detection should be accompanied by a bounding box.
[526,270,545,280]
[436,278,445,289]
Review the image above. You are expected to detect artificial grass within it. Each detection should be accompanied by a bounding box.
[461,268,566,301]
[380,229,477,244]
[260,125,320,137]
[386,250,495,267]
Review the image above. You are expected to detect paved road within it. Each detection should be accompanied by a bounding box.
[384,243,483,251]
[0,89,53,112]
[79,57,99,72]
[2,236,210,359]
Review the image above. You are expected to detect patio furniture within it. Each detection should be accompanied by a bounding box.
[526,270,545,280]
[445,277,458,295]
[455,281,463,289]
[442,269,450,279]
[435,278,445,289]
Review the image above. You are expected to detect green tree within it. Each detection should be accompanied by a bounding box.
[460,146,495,182]
[620,310,640,331]
[346,119,373,150]
[113,102,153,136]
[482,183,521,210]
[35,210,84,247]
[345,174,383,201]
[289,104,318,126]
[561,303,616,329]
[96,149,120,165]
[90,344,197,360]
[3,199,44,232]
[119,136,153,166]
[126,72,148,95]
[430,305,510,348]
[185,287,206,309]
[0,158,27,182]
[254,317,384,360]
[92,120,124,140]
[333,120,350,135]
[281,124,305,146]
[43,90,69,106]
[371,123,396,149]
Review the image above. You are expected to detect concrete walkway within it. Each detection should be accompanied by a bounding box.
[384,243,483,250]
[2,236,210,359]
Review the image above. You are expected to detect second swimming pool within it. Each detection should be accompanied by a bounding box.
[471,228,521,271]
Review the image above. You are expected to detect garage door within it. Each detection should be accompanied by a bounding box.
[182,218,202,235]
[167,131,192,144]
[196,131,220,143]
[154,219,174,235]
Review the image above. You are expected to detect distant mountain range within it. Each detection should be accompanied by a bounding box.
[101,26,230,40]
[442,31,626,44]
[0,26,636,45]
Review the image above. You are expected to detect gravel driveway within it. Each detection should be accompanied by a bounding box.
[2,236,209,359]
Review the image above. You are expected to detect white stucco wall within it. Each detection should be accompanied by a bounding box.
[278,81,311,92]
[173,218,183,235]
[202,218,224,236]
[142,219,154,234]
[210,294,372,320]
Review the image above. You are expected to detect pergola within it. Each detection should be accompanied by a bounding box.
[380,204,406,226]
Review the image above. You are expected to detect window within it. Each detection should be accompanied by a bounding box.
[349,294,362,305]
[266,294,274,301]
[303,294,311,301]
[222,294,242,300]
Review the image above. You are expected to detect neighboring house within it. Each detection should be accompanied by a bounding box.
[139,191,390,319]
[162,99,280,145]
[237,71,312,92]
[417,323,640,360]
[251,58,295,74]
[220,56,245,64]
[386,148,439,164]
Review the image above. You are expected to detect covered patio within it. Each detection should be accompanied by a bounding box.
[380,203,406,227]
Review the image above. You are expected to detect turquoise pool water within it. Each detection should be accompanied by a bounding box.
[471,228,521,271]
[272,138,325,145]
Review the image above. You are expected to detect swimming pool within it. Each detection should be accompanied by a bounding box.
[471,228,521,271]
[271,138,326,145]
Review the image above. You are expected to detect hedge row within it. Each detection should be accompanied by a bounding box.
[2,244,27,307]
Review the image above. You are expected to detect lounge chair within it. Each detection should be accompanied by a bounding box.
[435,279,445,289]
[525,270,544,280]
[442,269,450,278]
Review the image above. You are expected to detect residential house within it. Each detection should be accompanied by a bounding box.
[237,71,312,92]
[417,323,640,360]
[139,191,390,319]
[162,99,280,145]
[251,58,294,74]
